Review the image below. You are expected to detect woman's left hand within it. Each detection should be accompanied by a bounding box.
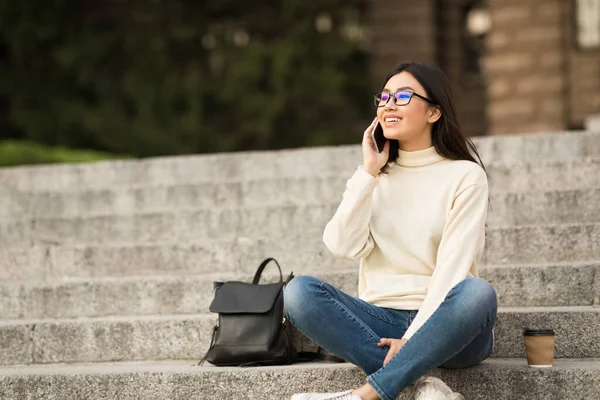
[377,338,409,366]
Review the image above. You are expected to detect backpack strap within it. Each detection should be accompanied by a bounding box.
[238,348,346,367]
[252,258,283,284]
[197,324,218,366]
[284,272,294,285]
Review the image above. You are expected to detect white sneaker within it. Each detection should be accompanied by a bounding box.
[409,376,465,400]
[291,390,362,400]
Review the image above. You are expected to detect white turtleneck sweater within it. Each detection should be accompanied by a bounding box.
[323,146,488,341]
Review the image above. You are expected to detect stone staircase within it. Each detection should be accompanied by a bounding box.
[1,130,600,399]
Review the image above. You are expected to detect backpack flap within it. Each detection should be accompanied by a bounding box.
[209,281,284,314]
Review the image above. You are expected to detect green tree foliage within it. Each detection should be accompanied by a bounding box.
[0,140,128,167]
[0,0,371,160]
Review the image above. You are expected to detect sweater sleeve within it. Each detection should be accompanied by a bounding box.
[402,181,488,341]
[323,166,379,259]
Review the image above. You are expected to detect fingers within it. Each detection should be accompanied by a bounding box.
[379,338,403,366]
[383,349,394,366]
[363,117,378,138]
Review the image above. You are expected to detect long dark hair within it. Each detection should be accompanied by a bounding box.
[380,62,486,175]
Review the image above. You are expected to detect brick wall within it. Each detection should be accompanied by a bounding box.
[484,0,568,135]
[565,2,600,127]
[369,0,600,136]
[368,0,437,88]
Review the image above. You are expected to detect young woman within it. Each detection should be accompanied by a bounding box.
[283,62,498,400]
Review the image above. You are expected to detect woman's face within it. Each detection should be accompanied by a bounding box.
[376,71,439,149]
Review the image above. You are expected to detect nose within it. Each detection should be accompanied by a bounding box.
[384,96,398,110]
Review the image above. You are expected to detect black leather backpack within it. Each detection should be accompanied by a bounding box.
[199,258,343,367]
[200,257,295,366]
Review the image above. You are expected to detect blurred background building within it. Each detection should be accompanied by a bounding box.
[370,0,600,137]
[0,0,599,166]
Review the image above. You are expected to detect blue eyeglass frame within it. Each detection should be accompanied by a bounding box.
[373,90,436,107]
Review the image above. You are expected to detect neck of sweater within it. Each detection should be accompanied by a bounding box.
[395,146,445,167]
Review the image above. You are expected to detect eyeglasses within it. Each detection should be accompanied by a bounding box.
[373,91,436,107]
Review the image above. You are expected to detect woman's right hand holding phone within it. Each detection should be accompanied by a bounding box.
[362,117,390,177]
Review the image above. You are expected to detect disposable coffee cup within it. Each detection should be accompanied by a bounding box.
[523,329,555,368]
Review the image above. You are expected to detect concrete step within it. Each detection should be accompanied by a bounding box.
[3,187,600,233]
[0,314,215,366]
[472,129,600,162]
[7,195,600,248]
[1,223,599,280]
[1,130,599,193]
[483,223,600,265]
[488,188,600,226]
[1,307,598,365]
[490,306,600,358]
[1,358,599,400]
[4,187,600,247]
[2,187,600,248]
[0,206,337,248]
[1,157,600,220]
[2,263,598,320]
[489,157,600,192]
[0,176,344,220]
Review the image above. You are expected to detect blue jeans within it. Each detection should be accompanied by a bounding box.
[283,275,497,400]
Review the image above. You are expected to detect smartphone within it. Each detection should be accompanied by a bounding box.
[372,121,387,153]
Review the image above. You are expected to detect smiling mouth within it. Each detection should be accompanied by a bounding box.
[385,117,400,122]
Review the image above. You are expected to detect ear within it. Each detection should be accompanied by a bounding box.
[428,106,442,124]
